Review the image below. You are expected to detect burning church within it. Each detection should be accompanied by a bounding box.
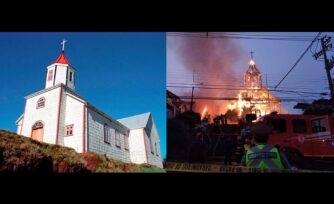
[227,55,281,120]
[167,35,283,123]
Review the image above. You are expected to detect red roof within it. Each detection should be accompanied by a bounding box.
[54,51,70,64]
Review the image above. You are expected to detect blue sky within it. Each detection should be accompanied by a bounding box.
[168,32,333,114]
[0,32,166,159]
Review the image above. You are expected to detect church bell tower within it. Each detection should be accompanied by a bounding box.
[244,52,262,90]
[45,39,75,90]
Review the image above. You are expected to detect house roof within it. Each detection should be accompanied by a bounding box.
[54,51,70,64]
[86,104,130,131]
[117,112,151,130]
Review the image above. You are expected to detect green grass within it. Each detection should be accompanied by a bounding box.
[0,129,165,173]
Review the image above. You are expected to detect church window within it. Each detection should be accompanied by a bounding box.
[115,130,121,148]
[69,71,73,82]
[48,70,53,81]
[150,136,154,154]
[104,124,110,144]
[124,135,129,151]
[36,97,45,109]
[65,125,74,136]
[155,143,159,156]
[32,121,44,129]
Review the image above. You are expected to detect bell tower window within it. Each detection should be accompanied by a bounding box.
[48,70,53,81]
[69,71,73,82]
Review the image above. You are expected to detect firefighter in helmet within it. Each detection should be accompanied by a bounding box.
[241,122,291,169]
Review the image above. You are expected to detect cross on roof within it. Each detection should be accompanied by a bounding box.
[61,39,67,52]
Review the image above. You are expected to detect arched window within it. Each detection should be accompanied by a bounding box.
[36,97,45,109]
[32,121,44,129]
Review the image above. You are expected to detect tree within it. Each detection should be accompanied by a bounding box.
[303,99,334,115]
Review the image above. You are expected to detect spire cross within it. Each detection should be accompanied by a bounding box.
[61,39,67,52]
[250,50,254,59]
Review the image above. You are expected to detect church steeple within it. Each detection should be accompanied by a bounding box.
[54,52,70,64]
[244,51,262,89]
[54,39,70,64]
[45,40,76,90]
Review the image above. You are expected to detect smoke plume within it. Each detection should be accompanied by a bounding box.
[167,33,247,119]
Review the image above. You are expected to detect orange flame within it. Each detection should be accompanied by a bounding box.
[227,103,236,110]
[201,107,208,120]
[227,89,281,120]
[237,93,251,116]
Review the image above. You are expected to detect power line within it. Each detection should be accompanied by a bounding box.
[168,33,314,41]
[168,82,326,91]
[167,85,327,96]
[167,32,319,42]
[169,32,319,37]
[175,95,316,103]
[210,32,318,37]
[274,32,322,89]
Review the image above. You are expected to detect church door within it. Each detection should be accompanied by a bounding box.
[31,121,44,142]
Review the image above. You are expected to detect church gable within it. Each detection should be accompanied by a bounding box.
[20,86,62,144]
[117,113,163,167]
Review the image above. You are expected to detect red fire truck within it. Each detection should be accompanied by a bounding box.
[258,113,334,170]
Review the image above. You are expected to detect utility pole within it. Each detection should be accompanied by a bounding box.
[190,70,195,111]
[313,35,334,99]
[190,87,194,112]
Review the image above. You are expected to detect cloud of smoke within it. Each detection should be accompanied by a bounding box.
[168,33,247,119]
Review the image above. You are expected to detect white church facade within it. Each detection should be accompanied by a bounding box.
[16,43,163,168]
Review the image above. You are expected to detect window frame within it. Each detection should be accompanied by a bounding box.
[69,71,73,82]
[32,121,44,130]
[115,130,121,148]
[124,134,129,151]
[311,118,327,133]
[47,70,53,81]
[36,97,45,109]
[104,124,111,144]
[150,136,154,154]
[65,124,74,137]
[292,119,307,134]
[155,142,159,157]
[270,118,287,134]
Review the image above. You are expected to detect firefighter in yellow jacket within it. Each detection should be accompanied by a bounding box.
[241,122,291,169]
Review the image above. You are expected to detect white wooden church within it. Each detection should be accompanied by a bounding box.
[16,41,163,168]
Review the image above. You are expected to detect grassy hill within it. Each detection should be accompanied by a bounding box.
[0,129,165,173]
